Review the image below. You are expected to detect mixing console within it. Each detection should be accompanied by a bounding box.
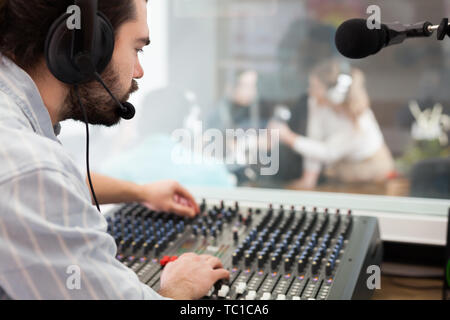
[106,199,382,300]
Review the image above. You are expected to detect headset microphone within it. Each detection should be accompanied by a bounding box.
[93,72,136,120]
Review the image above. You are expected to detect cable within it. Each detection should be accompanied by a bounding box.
[74,85,101,212]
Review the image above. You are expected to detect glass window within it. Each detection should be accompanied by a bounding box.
[59,0,450,207]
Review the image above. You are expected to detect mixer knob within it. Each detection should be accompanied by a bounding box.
[225,211,232,222]
[154,243,161,256]
[233,228,239,242]
[258,255,265,268]
[200,199,206,213]
[245,251,254,266]
[297,258,306,273]
[232,251,240,265]
[311,259,321,274]
[326,262,335,276]
[284,257,293,271]
[271,255,279,270]
[245,214,252,227]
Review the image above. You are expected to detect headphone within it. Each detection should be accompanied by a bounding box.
[326,61,353,105]
[45,0,136,120]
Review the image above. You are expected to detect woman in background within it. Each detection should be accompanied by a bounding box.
[270,59,394,189]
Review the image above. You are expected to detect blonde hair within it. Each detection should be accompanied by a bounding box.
[311,58,370,124]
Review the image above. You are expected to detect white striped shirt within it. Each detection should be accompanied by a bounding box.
[0,54,169,300]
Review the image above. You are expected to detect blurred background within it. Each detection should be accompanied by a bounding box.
[59,0,450,200]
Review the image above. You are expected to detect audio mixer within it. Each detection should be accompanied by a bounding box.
[106,199,382,300]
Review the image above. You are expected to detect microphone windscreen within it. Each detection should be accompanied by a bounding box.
[118,102,136,120]
[335,19,387,59]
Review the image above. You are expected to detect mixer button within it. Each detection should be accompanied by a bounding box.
[245,290,257,300]
[218,285,230,298]
[292,296,301,300]
[261,292,272,300]
[206,286,214,297]
[236,282,247,294]
[159,256,171,267]
[276,294,286,300]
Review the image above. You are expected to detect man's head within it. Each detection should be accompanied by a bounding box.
[0,0,149,126]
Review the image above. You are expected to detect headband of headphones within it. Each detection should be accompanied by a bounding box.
[327,61,353,105]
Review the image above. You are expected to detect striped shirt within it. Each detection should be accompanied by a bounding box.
[0,54,169,300]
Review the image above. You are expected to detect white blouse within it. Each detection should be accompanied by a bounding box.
[293,98,385,172]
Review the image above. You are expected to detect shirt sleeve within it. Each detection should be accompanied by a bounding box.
[0,167,171,300]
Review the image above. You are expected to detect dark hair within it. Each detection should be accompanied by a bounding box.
[0,0,143,71]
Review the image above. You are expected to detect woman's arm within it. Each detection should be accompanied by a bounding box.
[269,121,355,165]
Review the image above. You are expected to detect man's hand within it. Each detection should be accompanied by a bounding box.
[139,180,200,218]
[158,253,230,300]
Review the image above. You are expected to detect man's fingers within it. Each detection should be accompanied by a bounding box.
[212,269,230,282]
[204,256,224,269]
[174,184,200,213]
[171,203,196,218]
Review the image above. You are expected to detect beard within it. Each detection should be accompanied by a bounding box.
[62,64,139,127]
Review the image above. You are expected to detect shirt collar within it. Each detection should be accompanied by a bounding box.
[0,54,61,142]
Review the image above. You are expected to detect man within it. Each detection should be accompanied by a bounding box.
[0,0,229,299]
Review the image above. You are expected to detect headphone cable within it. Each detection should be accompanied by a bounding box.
[74,85,101,212]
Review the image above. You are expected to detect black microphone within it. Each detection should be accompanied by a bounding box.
[93,72,136,120]
[118,102,136,120]
[335,18,434,59]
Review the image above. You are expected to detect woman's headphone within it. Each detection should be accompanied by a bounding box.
[44,0,135,120]
[326,61,353,105]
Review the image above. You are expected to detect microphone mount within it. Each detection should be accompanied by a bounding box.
[388,21,434,44]
[429,18,450,40]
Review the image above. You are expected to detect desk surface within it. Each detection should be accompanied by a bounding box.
[372,276,443,300]
[288,178,411,197]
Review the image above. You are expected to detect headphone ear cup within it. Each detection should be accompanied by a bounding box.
[45,12,115,85]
